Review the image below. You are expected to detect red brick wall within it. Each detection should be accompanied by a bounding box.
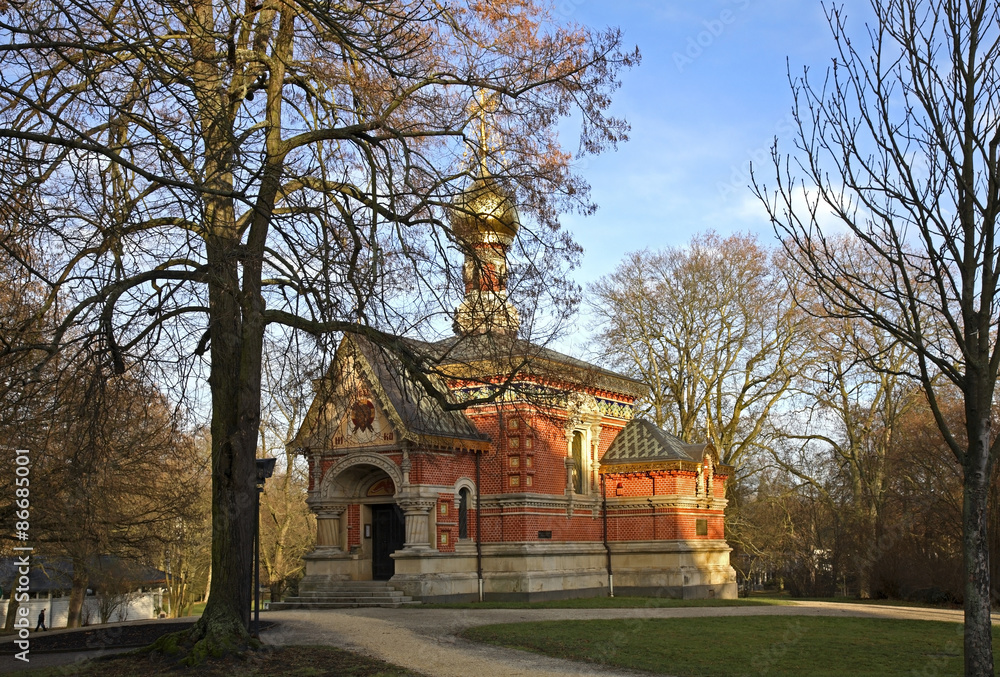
[603,465,726,541]
[305,386,727,548]
[712,471,728,498]
[605,508,726,541]
[409,450,475,488]
[476,505,604,542]
[347,504,361,548]
[465,406,632,498]
[316,457,336,490]
[308,397,634,502]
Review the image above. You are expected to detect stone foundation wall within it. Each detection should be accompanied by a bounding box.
[300,539,737,602]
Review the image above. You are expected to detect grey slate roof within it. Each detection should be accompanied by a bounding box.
[345,331,644,444]
[0,557,166,595]
[293,330,644,453]
[425,333,646,397]
[601,418,700,465]
[351,336,490,445]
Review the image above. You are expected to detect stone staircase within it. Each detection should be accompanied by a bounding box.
[269,581,421,609]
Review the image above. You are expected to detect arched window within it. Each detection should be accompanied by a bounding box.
[571,431,584,494]
[458,487,470,539]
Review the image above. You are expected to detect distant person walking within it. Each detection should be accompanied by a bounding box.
[35,608,46,631]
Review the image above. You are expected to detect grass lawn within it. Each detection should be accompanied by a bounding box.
[751,591,961,609]
[462,616,984,676]
[21,645,424,677]
[422,596,787,609]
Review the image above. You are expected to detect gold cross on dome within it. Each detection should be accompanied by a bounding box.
[467,88,501,165]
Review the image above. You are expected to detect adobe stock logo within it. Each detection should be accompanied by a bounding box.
[673,0,752,72]
[555,0,587,18]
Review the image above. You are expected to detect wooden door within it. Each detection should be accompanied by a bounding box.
[371,503,405,580]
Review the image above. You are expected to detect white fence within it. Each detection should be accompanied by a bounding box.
[1,590,164,628]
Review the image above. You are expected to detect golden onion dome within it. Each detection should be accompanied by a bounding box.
[450,166,521,245]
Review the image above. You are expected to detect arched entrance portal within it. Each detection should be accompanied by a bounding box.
[361,468,404,579]
[319,457,405,580]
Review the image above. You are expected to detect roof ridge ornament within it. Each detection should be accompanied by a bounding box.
[451,88,521,338]
[466,88,503,174]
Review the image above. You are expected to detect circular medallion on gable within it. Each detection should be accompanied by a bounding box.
[347,397,382,443]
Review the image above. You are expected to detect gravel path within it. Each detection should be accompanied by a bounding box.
[260,602,993,677]
[262,608,649,677]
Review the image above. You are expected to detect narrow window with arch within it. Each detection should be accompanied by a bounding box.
[572,430,584,494]
[458,487,470,539]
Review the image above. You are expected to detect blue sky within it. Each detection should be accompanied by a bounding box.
[559,0,872,288]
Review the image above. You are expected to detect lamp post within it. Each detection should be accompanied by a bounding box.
[253,457,276,638]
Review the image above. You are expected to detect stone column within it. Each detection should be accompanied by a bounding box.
[398,498,435,550]
[564,457,576,496]
[316,504,348,551]
[587,420,603,494]
[563,457,577,516]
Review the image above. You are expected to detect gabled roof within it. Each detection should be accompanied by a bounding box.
[291,334,491,452]
[292,329,645,455]
[351,336,490,448]
[600,418,700,469]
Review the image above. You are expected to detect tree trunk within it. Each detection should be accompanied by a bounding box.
[4,594,19,632]
[193,230,260,653]
[202,565,211,604]
[857,505,875,600]
[143,114,279,663]
[171,576,188,618]
[856,560,871,599]
[989,470,1000,608]
[963,419,994,677]
[145,227,265,661]
[65,567,88,628]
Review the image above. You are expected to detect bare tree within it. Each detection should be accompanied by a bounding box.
[258,463,312,601]
[162,432,212,619]
[257,353,314,602]
[32,362,204,627]
[588,232,808,468]
[772,310,924,597]
[93,569,141,624]
[0,0,636,658]
[753,1,1000,671]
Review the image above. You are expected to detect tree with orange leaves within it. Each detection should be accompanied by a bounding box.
[0,0,636,661]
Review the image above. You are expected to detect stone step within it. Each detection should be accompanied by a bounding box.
[300,584,404,590]
[308,580,399,588]
[299,591,408,598]
[294,594,414,602]
[281,595,415,604]
[269,598,421,610]
[271,580,421,609]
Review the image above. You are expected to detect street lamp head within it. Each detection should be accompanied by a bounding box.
[255,458,277,486]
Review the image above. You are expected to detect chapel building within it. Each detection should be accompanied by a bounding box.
[288,161,737,602]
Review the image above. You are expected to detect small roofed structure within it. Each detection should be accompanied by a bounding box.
[288,329,737,601]
[0,557,167,628]
[597,419,736,598]
[602,418,702,465]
